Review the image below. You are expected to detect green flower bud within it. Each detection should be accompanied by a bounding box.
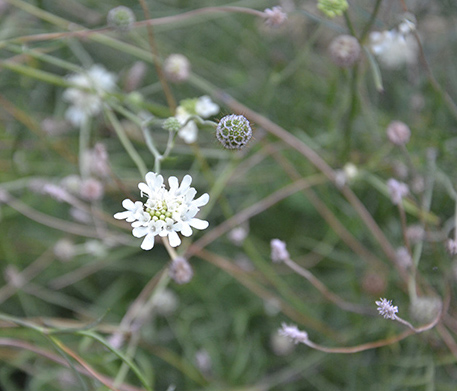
[317,0,348,18]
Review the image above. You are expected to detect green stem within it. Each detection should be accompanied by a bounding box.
[104,106,148,177]
[360,0,383,41]
[342,66,359,160]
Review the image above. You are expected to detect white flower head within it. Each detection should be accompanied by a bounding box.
[163,54,191,83]
[63,65,117,126]
[376,298,399,320]
[114,172,209,250]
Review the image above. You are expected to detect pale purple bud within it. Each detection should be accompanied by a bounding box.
[387,178,409,205]
[264,6,287,27]
[375,298,398,320]
[446,239,457,256]
[194,349,212,375]
[278,323,308,344]
[80,177,104,201]
[406,224,425,244]
[270,238,289,263]
[228,225,249,246]
[124,61,147,92]
[387,121,411,146]
[169,257,193,284]
[395,246,413,269]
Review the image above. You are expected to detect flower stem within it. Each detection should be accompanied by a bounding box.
[104,106,147,178]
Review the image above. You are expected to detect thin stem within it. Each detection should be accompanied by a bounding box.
[283,257,373,315]
[79,118,91,179]
[138,0,176,112]
[104,106,147,177]
[360,0,383,41]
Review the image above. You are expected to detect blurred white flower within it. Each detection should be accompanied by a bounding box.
[369,29,418,69]
[387,178,409,205]
[176,96,220,144]
[63,65,117,126]
[114,172,209,249]
[278,323,308,344]
[163,54,191,83]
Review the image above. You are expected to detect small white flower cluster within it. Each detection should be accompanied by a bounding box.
[175,96,220,144]
[114,172,209,249]
[376,298,398,320]
[278,323,308,344]
[63,65,117,126]
[369,17,418,69]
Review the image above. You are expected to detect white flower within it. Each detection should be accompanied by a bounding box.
[195,95,220,117]
[114,172,209,249]
[163,54,191,82]
[176,96,220,144]
[369,30,418,69]
[63,65,117,126]
[176,106,199,144]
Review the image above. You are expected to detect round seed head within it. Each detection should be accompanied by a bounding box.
[107,6,136,32]
[329,35,361,67]
[216,114,252,150]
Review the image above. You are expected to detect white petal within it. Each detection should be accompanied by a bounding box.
[168,176,178,193]
[193,193,209,207]
[180,175,192,192]
[114,211,131,220]
[168,231,181,247]
[121,199,135,210]
[141,234,155,250]
[189,218,209,230]
[138,183,152,197]
[132,226,148,238]
[180,223,193,237]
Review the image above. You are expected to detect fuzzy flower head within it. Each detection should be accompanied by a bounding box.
[387,121,411,146]
[163,54,191,83]
[63,65,117,126]
[329,35,361,68]
[278,323,308,344]
[114,172,209,250]
[376,298,398,320]
[264,6,287,27]
[317,0,348,18]
[176,96,220,144]
[107,6,136,32]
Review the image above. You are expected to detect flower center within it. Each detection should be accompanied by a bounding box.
[146,200,173,221]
